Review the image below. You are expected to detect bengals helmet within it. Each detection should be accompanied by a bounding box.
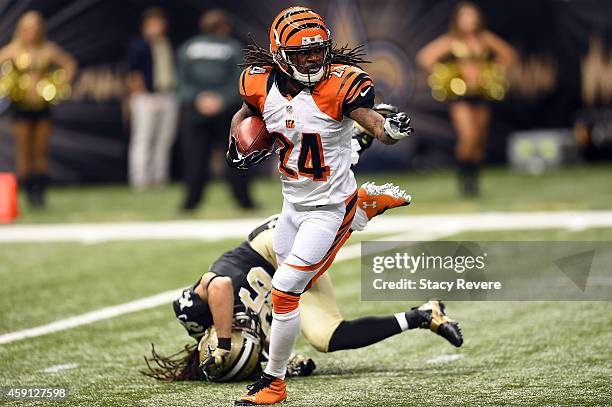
[269,6,332,86]
[198,312,262,382]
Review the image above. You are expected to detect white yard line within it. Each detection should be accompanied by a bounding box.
[1,210,611,345]
[40,363,79,373]
[0,219,264,244]
[0,290,183,345]
[426,354,464,364]
[1,211,612,243]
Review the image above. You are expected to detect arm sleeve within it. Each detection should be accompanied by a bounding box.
[341,72,375,116]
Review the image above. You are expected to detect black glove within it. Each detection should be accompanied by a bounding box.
[226,136,272,170]
[286,353,316,377]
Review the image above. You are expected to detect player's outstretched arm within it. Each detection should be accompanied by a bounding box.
[350,107,413,145]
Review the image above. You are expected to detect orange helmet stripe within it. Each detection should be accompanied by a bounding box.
[278,16,321,42]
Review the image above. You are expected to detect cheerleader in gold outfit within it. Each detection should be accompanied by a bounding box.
[0,11,76,207]
[417,2,516,196]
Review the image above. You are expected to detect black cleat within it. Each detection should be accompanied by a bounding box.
[412,300,463,347]
[286,353,316,377]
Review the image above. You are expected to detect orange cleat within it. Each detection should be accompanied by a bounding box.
[235,373,287,405]
[357,182,411,220]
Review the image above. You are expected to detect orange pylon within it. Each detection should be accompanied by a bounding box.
[0,173,19,223]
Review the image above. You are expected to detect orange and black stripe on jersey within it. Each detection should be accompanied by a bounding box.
[239,66,275,114]
[312,65,375,121]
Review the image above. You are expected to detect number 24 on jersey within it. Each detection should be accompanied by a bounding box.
[272,132,331,182]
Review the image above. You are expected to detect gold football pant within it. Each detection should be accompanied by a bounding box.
[300,273,343,353]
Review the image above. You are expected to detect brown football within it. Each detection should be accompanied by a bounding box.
[235,116,274,155]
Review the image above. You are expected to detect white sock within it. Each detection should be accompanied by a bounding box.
[351,206,369,232]
[264,307,301,379]
[394,312,409,331]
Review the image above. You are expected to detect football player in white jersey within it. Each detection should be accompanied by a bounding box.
[226,7,413,405]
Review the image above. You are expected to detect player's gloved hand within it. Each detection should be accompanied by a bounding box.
[384,112,413,140]
[286,353,316,377]
[200,344,231,374]
[226,136,272,169]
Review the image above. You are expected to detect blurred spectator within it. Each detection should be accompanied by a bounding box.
[0,10,76,207]
[127,7,178,189]
[417,1,516,196]
[177,9,255,211]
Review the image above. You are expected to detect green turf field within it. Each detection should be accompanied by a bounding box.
[1,165,611,406]
[1,228,611,406]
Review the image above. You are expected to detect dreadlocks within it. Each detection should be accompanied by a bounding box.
[140,343,203,382]
[241,35,370,69]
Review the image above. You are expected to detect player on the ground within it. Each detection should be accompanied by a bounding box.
[225,7,417,404]
[141,185,462,383]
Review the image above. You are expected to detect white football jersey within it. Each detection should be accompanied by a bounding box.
[240,64,374,206]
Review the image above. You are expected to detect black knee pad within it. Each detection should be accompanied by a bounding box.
[172,287,213,340]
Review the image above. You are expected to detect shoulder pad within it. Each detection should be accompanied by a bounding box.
[239,66,274,113]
